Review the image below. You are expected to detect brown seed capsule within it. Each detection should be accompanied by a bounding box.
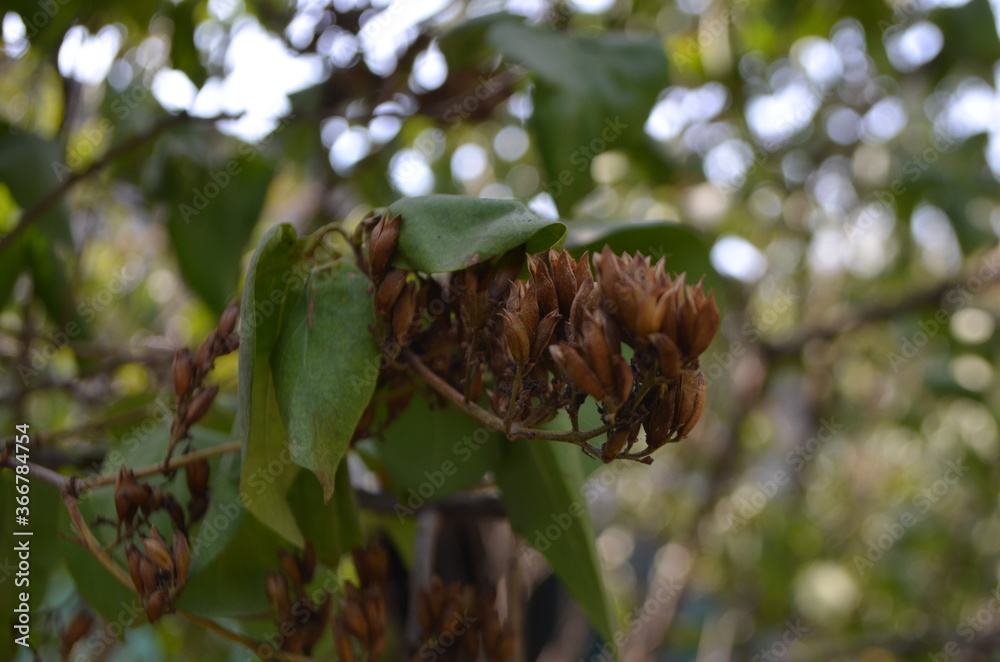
[188,495,209,523]
[334,621,354,662]
[527,254,558,316]
[172,348,193,398]
[143,527,174,575]
[532,310,561,363]
[142,588,167,623]
[550,345,605,400]
[172,530,190,588]
[184,385,219,427]
[114,470,140,531]
[185,459,210,499]
[649,333,682,382]
[601,428,630,463]
[342,601,368,641]
[61,611,93,658]
[391,282,418,344]
[126,543,146,594]
[368,211,401,281]
[549,250,578,315]
[376,269,407,315]
[138,555,159,597]
[265,571,292,619]
[502,311,531,364]
[195,330,217,370]
[676,370,706,438]
[611,354,634,407]
[580,317,614,392]
[218,301,239,338]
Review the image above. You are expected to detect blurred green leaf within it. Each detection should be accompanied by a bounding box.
[168,1,206,88]
[387,195,566,272]
[286,460,363,566]
[379,395,502,504]
[484,22,668,214]
[270,259,380,501]
[0,123,72,246]
[166,155,274,314]
[494,440,616,644]
[238,223,306,547]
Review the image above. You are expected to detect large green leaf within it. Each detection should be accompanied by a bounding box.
[167,156,274,314]
[494,440,616,643]
[238,223,306,546]
[379,395,502,507]
[387,195,566,273]
[469,22,668,214]
[270,260,380,501]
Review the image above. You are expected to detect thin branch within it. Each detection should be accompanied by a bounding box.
[76,441,243,492]
[404,350,608,451]
[176,610,319,662]
[765,250,1000,356]
[0,112,243,256]
[61,491,136,591]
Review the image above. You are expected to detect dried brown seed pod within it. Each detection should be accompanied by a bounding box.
[185,459,210,499]
[138,555,159,597]
[218,301,239,338]
[172,530,190,588]
[549,249,579,315]
[527,254,558,317]
[265,571,292,619]
[550,344,605,400]
[391,282,418,344]
[368,211,401,282]
[143,527,174,574]
[334,621,354,662]
[114,469,141,530]
[184,385,219,427]
[172,348,193,398]
[342,601,368,641]
[376,268,407,315]
[649,333,682,381]
[195,330,217,370]
[502,311,531,364]
[61,611,93,659]
[126,543,146,594]
[142,588,168,623]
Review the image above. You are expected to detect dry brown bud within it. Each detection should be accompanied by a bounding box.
[265,571,292,619]
[184,385,219,427]
[549,249,578,314]
[278,549,302,589]
[376,268,407,315]
[195,330,217,370]
[527,254,558,316]
[550,344,605,400]
[342,601,368,641]
[502,311,531,364]
[143,527,174,574]
[334,621,355,662]
[173,348,193,398]
[185,459,210,499]
[391,282,418,344]
[172,530,190,588]
[218,301,239,338]
[142,588,168,623]
[126,543,145,594]
[368,211,401,281]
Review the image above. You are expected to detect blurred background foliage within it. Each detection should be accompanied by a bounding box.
[2,0,1000,659]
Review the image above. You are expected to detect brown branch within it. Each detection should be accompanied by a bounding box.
[77,441,243,492]
[404,350,608,451]
[765,249,1000,357]
[0,112,243,256]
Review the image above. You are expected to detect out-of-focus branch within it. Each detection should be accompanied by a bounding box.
[0,112,243,256]
[765,249,1000,357]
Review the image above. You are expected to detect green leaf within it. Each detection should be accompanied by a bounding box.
[168,1,207,88]
[484,23,668,214]
[494,440,616,643]
[271,260,380,501]
[238,223,307,546]
[1,472,60,653]
[379,395,502,505]
[388,195,566,273]
[0,123,73,247]
[287,460,363,566]
[166,156,274,313]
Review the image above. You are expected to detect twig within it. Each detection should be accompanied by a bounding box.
[404,350,608,452]
[77,441,243,492]
[0,112,243,256]
[765,250,1000,356]
[61,491,136,591]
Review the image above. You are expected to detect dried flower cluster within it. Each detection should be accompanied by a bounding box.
[263,542,332,656]
[414,577,515,662]
[333,544,390,662]
[360,211,720,462]
[125,524,190,622]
